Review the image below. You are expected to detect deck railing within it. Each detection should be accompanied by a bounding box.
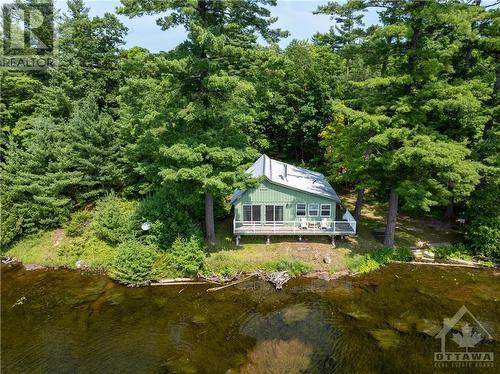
[233,213,356,235]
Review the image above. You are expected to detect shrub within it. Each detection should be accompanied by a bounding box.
[347,247,413,274]
[168,236,206,276]
[431,244,473,261]
[392,247,414,262]
[368,247,393,265]
[358,258,382,273]
[64,210,93,237]
[204,252,244,277]
[132,189,201,249]
[261,259,312,277]
[111,240,158,284]
[93,193,136,244]
[0,193,23,249]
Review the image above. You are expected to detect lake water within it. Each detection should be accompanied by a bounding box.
[1,263,499,373]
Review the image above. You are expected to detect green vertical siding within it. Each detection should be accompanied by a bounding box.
[234,180,337,222]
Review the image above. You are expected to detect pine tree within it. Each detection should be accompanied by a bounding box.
[118,0,286,243]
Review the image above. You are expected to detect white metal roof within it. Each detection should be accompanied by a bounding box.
[230,154,341,204]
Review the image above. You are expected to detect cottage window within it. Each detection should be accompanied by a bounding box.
[308,203,319,217]
[266,205,283,224]
[243,205,261,223]
[243,205,252,222]
[252,205,261,222]
[296,203,306,217]
[320,204,331,217]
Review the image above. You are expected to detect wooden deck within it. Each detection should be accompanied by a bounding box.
[233,220,356,236]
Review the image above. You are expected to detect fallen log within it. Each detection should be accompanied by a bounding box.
[206,273,258,292]
[150,281,208,286]
[393,261,485,269]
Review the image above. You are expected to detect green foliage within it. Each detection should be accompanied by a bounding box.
[64,210,93,237]
[431,244,473,262]
[132,188,201,249]
[391,247,414,262]
[57,230,117,269]
[465,177,500,260]
[166,236,206,277]
[204,252,249,278]
[111,240,158,285]
[93,193,136,244]
[347,247,414,273]
[261,259,312,277]
[357,258,382,274]
[2,118,80,234]
[0,192,24,249]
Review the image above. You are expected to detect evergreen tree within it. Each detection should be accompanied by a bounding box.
[118,0,286,243]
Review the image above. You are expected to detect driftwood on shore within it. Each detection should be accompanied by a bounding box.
[392,260,487,269]
[206,273,258,292]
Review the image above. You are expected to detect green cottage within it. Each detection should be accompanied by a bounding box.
[231,155,356,245]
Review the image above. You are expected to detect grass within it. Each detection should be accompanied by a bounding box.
[5,191,465,277]
[5,228,116,270]
[207,191,462,276]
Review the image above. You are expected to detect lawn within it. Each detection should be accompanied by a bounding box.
[206,193,462,276]
[5,192,462,277]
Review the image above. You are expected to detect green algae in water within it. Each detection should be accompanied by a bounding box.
[369,329,401,349]
[2,263,500,373]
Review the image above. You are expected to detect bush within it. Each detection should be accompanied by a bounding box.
[93,193,136,244]
[347,247,414,274]
[431,244,473,261]
[392,247,414,262]
[204,252,247,277]
[261,259,312,277]
[0,197,23,249]
[132,189,201,249]
[358,258,382,273]
[168,236,206,276]
[64,210,93,237]
[111,240,158,284]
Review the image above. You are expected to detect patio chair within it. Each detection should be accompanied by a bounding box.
[300,217,308,229]
[321,218,329,230]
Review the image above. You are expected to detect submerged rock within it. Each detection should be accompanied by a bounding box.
[387,318,413,334]
[415,319,442,336]
[234,339,312,374]
[369,329,400,349]
[281,304,310,324]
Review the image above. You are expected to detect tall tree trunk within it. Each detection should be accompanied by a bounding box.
[353,138,373,220]
[444,197,455,220]
[444,181,455,220]
[353,188,365,220]
[384,186,398,248]
[205,192,216,245]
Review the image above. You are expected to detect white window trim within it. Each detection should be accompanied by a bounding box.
[296,202,307,217]
[308,203,319,217]
[320,204,331,217]
[265,204,285,225]
[242,204,262,225]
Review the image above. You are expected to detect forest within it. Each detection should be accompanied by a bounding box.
[1,0,498,283]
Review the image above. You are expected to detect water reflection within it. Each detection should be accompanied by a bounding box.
[1,263,499,373]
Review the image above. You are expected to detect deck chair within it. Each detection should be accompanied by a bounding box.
[300,217,308,229]
[321,218,329,230]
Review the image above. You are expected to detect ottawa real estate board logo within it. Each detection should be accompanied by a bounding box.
[434,305,494,368]
[1,1,55,70]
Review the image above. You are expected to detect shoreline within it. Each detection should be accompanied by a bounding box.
[2,256,497,290]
